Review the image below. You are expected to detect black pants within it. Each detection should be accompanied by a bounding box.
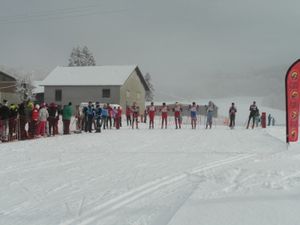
[102,116,108,129]
[247,115,255,129]
[229,114,235,128]
[63,119,71,134]
[48,117,56,136]
[126,116,131,126]
[87,116,94,132]
[95,118,102,132]
[107,116,112,129]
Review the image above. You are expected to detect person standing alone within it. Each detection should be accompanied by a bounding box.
[229,102,237,129]
[246,101,259,129]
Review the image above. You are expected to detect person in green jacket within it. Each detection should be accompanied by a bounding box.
[62,102,72,134]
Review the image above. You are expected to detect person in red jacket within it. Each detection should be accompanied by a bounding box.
[160,102,169,129]
[126,106,132,126]
[147,102,156,129]
[173,102,182,129]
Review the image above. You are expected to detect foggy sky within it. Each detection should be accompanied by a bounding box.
[0,0,299,101]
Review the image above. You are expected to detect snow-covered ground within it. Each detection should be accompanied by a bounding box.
[1,101,299,225]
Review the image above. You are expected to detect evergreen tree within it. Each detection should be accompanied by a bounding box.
[68,46,96,66]
[144,73,154,101]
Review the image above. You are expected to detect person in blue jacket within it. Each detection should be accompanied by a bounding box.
[95,102,102,133]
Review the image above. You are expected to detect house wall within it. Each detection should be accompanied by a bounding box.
[44,85,120,112]
[0,72,19,103]
[120,70,146,112]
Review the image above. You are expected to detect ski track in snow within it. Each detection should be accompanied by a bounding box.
[1,125,300,225]
[61,154,255,225]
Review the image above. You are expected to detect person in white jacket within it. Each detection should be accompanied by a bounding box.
[37,103,49,137]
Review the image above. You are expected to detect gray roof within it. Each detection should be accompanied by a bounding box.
[42,65,146,87]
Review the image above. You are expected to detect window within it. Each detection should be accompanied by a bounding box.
[102,89,111,98]
[55,89,62,101]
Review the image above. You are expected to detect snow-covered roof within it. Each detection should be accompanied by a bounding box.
[32,81,44,94]
[42,65,139,86]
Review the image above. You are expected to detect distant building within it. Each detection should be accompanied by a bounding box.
[0,70,19,103]
[42,65,149,111]
[32,81,45,103]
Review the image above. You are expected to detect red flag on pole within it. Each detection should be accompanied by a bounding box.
[285,59,300,143]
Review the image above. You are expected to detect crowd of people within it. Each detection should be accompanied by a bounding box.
[0,99,73,142]
[0,98,274,143]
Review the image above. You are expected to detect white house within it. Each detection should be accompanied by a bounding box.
[42,65,149,111]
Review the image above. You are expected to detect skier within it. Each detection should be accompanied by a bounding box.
[62,102,72,134]
[272,117,275,126]
[86,102,95,133]
[94,103,102,133]
[268,114,272,126]
[255,112,261,127]
[8,103,18,140]
[0,100,9,142]
[160,102,169,129]
[206,101,215,129]
[143,109,148,123]
[229,102,237,129]
[26,101,34,139]
[246,101,259,129]
[118,106,122,127]
[101,104,108,130]
[18,101,27,140]
[131,102,139,129]
[173,102,182,129]
[107,103,113,129]
[31,104,40,137]
[48,102,59,136]
[147,102,156,129]
[112,106,117,128]
[189,102,198,129]
[37,103,49,137]
[126,106,132,126]
[74,105,82,133]
[115,106,122,129]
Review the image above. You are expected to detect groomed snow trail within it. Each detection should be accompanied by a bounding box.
[1,125,299,225]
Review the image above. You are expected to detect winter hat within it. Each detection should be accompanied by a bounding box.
[35,104,40,110]
[28,101,34,109]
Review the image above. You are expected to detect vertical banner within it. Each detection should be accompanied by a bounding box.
[285,59,300,143]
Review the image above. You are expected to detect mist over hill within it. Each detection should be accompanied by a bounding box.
[154,64,287,110]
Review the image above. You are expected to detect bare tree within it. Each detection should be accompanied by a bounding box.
[16,76,34,101]
[144,73,154,101]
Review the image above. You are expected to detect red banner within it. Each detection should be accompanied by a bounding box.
[286,59,300,143]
